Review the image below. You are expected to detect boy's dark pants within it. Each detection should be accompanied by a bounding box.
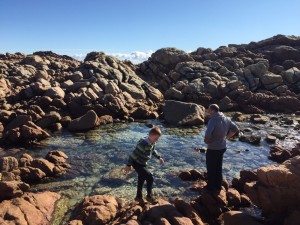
[206,148,226,190]
[132,161,153,198]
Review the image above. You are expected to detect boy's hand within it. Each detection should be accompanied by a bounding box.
[123,165,132,175]
[159,158,164,165]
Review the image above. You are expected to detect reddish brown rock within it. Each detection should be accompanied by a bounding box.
[30,158,55,176]
[0,191,60,225]
[68,110,99,132]
[71,195,120,225]
[245,156,300,224]
[97,115,113,125]
[154,218,171,225]
[66,220,83,225]
[178,171,192,181]
[0,156,18,172]
[223,210,264,225]
[174,199,204,225]
[0,181,30,201]
[226,188,241,207]
[19,153,34,167]
[19,166,46,182]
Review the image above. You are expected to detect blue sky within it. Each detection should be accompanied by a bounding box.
[1,0,300,61]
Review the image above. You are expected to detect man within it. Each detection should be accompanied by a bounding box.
[204,104,239,192]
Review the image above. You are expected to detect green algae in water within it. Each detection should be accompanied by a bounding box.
[20,118,299,224]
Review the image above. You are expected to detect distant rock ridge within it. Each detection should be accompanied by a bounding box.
[138,34,300,113]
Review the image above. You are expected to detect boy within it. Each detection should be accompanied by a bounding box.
[124,126,164,203]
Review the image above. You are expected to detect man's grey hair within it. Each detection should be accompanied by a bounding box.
[209,104,220,112]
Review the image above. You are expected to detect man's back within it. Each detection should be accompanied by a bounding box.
[204,112,238,150]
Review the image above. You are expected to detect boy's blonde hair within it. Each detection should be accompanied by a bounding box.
[149,126,162,136]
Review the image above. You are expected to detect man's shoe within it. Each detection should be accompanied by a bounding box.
[146,195,159,204]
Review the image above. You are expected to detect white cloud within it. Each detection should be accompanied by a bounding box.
[71,50,154,64]
[72,53,86,61]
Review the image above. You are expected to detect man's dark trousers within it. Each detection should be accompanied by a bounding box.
[206,148,226,190]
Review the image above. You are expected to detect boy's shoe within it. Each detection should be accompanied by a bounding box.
[146,195,159,204]
[134,196,145,203]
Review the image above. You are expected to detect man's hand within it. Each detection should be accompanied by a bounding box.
[159,158,164,165]
[123,165,132,175]
[226,130,237,140]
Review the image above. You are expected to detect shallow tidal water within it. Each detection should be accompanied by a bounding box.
[12,115,299,224]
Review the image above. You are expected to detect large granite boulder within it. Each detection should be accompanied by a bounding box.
[245,156,300,225]
[163,100,205,126]
[0,191,60,225]
[0,181,30,201]
[70,195,120,225]
[68,110,99,132]
[223,211,264,225]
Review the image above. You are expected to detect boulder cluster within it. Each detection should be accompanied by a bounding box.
[138,35,300,113]
[0,150,69,225]
[245,156,300,225]
[67,195,207,225]
[0,150,69,201]
[0,51,163,144]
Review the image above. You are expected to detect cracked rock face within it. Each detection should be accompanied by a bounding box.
[245,156,300,225]
[0,191,60,225]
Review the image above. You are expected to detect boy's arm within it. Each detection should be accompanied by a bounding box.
[126,157,133,167]
[152,149,161,159]
[152,143,161,159]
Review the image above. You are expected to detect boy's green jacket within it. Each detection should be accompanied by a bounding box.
[127,137,161,166]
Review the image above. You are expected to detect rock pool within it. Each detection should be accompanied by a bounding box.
[11,116,299,224]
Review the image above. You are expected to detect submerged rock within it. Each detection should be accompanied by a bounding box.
[239,134,261,145]
[269,144,300,163]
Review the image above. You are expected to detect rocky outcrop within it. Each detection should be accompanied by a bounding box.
[0,51,163,145]
[0,191,60,225]
[0,150,69,184]
[138,35,300,113]
[245,156,300,225]
[163,100,205,126]
[67,195,207,225]
[178,168,253,224]
[18,150,70,182]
